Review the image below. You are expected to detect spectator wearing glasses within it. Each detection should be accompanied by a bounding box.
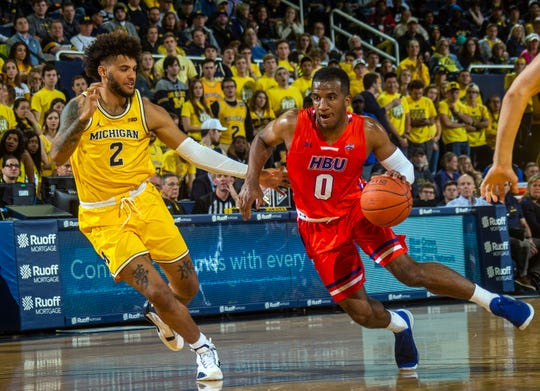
[161,173,187,215]
[413,182,438,207]
[1,155,21,184]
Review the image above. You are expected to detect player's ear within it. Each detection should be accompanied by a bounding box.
[97,65,107,79]
[344,94,352,108]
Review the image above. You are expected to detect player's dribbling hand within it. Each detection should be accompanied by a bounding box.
[481,164,518,203]
[238,181,265,220]
[80,83,104,122]
[384,170,411,187]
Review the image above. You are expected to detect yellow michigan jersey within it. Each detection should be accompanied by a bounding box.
[201,78,223,106]
[217,100,249,145]
[71,90,155,202]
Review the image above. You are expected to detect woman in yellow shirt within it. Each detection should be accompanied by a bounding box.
[181,79,212,141]
[39,109,60,177]
[249,90,275,137]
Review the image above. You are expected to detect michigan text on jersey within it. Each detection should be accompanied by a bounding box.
[89,129,140,140]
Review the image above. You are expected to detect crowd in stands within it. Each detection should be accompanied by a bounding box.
[1,1,540,278]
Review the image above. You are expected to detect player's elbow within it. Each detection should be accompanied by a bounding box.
[50,148,66,167]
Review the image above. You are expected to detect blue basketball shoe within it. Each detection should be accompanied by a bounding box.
[489,295,534,330]
[394,309,419,370]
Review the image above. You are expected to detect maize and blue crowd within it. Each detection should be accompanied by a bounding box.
[0,0,540,286]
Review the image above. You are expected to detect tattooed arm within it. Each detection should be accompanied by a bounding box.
[50,83,102,166]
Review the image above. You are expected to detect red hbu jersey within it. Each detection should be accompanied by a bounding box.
[287,109,367,219]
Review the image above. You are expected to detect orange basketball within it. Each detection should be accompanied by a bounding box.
[360,175,412,227]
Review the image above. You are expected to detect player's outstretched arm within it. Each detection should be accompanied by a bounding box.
[365,116,414,184]
[239,109,297,220]
[145,98,248,178]
[482,54,540,201]
[146,99,287,189]
[51,83,102,166]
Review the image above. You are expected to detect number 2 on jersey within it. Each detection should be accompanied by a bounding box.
[110,142,124,166]
[314,174,333,200]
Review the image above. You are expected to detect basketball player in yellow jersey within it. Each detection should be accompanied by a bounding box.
[50,31,284,383]
[211,78,254,151]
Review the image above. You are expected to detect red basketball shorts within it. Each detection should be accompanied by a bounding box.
[297,202,407,302]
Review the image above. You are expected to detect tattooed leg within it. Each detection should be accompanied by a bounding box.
[118,254,201,343]
[161,254,200,305]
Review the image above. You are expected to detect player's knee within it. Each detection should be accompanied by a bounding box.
[146,286,178,310]
[182,280,200,300]
[388,255,425,287]
[394,263,425,287]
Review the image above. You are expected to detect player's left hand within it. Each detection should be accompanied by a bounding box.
[481,164,518,203]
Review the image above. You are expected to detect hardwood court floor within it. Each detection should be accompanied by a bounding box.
[1,297,540,391]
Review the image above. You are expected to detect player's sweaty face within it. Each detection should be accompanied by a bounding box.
[107,55,137,98]
[311,80,349,131]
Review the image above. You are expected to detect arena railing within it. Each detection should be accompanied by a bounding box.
[329,8,399,64]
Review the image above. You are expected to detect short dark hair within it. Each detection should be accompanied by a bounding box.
[2,154,19,167]
[41,63,57,77]
[409,79,425,90]
[362,73,378,90]
[443,180,458,191]
[384,72,398,81]
[163,55,179,69]
[312,67,350,96]
[221,77,236,89]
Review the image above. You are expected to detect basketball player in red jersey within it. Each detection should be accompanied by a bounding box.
[239,67,534,371]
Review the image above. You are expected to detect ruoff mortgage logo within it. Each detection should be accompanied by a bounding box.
[19,264,60,283]
[484,241,509,254]
[481,216,507,231]
[486,265,512,279]
[17,233,57,252]
[22,295,61,314]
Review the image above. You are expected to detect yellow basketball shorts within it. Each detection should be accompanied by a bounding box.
[78,182,189,277]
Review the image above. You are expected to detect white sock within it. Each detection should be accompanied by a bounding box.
[469,284,499,312]
[189,332,210,350]
[386,310,408,333]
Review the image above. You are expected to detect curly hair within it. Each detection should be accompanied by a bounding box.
[84,31,142,80]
